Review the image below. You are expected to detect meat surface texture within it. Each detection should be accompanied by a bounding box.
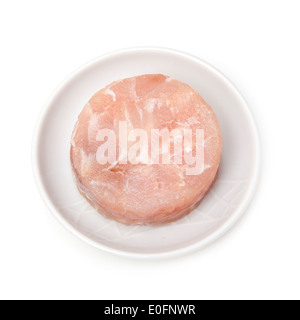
[70,74,222,225]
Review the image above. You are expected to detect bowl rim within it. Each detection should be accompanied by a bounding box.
[32,46,261,259]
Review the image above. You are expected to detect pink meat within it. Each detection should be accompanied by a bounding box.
[70,74,222,225]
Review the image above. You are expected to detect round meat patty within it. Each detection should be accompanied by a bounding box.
[70,74,222,225]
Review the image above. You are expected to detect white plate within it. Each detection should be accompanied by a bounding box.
[32,47,260,258]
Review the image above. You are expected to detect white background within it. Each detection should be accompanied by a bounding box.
[0,0,299,300]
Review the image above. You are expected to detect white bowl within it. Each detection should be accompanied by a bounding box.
[32,47,260,258]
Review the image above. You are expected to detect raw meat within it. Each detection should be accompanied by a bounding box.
[70,74,222,225]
